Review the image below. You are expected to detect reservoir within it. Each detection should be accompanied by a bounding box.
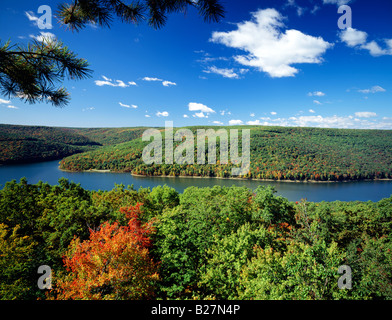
[0,160,391,202]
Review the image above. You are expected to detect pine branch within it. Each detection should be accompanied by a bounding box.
[56,0,225,30]
[0,38,92,107]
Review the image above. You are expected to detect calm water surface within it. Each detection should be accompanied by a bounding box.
[1,160,391,202]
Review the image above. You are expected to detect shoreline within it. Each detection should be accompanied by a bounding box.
[59,167,111,173]
[58,166,392,184]
[130,174,392,183]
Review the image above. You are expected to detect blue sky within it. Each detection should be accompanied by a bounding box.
[0,0,391,129]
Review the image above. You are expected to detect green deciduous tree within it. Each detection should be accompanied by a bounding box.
[153,186,254,298]
[200,223,271,299]
[238,239,346,300]
[0,224,38,300]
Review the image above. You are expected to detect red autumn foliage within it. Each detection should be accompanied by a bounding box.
[119,203,154,248]
[53,203,159,300]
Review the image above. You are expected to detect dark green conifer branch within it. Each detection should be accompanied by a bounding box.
[0,37,92,107]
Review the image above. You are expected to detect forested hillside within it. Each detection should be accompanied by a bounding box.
[0,124,147,164]
[60,126,392,182]
[70,127,150,146]
[2,124,392,181]
[1,179,391,300]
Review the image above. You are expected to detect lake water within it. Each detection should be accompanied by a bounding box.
[0,160,391,202]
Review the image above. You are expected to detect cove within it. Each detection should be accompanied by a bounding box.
[0,160,391,202]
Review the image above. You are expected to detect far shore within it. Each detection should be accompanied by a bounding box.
[58,166,392,184]
[59,167,111,173]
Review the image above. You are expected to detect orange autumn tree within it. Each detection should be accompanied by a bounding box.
[54,203,159,300]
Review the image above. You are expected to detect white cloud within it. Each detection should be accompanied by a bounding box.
[87,21,99,29]
[285,0,306,17]
[250,113,255,117]
[13,92,29,100]
[119,102,137,109]
[145,115,151,118]
[25,11,53,28]
[210,8,332,78]
[309,109,316,113]
[95,76,132,88]
[358,86,386,94]
[354,112,377,118]
[387,39,392,51]
[297,115,346,127]
[162,81,177,87]
[340,28,392,57]
[30,32,56,43]
[339,28,368,47]
[183,114,189,118]
[193,112,207,118]
[313,100,322,105]
[82,107,95,112]
[0,98,11,104]
[188,102,215,114]
[240,113,391,130]
[212,121,223,125]
[311,5,320,14]
[143,77,163,82]
[4,105,18,109]
[229,119,244,125]
[361,41,390,56]
[143,77,177,87]
[203,66,239,79]
[115,80,128,88]
[308,91,325,97]
[272,115,356,128]
[94,80,113,86]
[247,119,262,125]
[270,111,277,115]
[195,50,230,64]
[283,115,383,128]
[214,111,392,130]
[220,110,231,116]
[128,81,137,86]
[156,111,169,117]
[25,11,39,23]
[323,0,352,5]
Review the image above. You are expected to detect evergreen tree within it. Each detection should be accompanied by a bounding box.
[0,38,91,107]
[57,0,225,30]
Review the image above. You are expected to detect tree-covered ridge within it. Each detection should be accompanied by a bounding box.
[0,179,391,300]
[60,126,392,182]
[0,124,97,164]
[0,124,147,164]
[71,127,150,146]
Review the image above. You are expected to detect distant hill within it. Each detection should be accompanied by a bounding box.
[2,124,392,181]
[0,124,147,164]
[59,125,392,182]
